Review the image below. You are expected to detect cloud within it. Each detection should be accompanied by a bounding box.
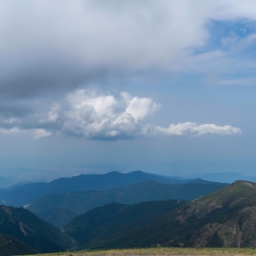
[32,129,52,139]
[37,89,242,140]
[45,89,160,140]
[0,1,248,140]
[142,122,241,136]
[0,88,241,140]
[3,0,256,98]
[0,127,21,135]
[0,0,207,96]
[0,127,52,139]
[220,77,256,86]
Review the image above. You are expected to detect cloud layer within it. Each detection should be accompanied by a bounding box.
[0,1,249,140]
[2,0,256,98]
[0,89,241,140]
[0,127,52,139]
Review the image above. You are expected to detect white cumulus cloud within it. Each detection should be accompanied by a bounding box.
[142,122,241,136]
[58,89,160,139]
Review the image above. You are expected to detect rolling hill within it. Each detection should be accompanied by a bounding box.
[28,180,227,227]
[64,180,256,249]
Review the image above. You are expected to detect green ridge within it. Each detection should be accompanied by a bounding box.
[64,181,256,249]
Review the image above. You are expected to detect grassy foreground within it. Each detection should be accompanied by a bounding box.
[26,247,256,256]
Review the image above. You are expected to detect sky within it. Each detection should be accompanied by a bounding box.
[1,0,256,181]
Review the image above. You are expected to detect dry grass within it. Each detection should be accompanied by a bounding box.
[23,247,256,256]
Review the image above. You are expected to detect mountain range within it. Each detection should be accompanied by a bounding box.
[64,180,256,249]
[0,170,213,207]
[27,179,227,228]
[2,171,256,254]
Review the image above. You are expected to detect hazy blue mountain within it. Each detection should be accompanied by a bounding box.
[0,205,75,253]
[65,180,256,249]
[0,171,209,207]
[0,188,6,194]
[189,172,256,183]
[0,177,18,188]
[28,180,227,228]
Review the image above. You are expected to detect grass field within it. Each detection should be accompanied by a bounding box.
[25,247,256,256]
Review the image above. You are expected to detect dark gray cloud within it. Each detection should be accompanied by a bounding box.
[1,0,256,99]
[0,101,32,118]
[0,0,211,98]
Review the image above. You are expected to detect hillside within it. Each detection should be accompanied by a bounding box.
[65,180,256,249]
[28,180,227,227]
[0,233,36,256]
[64,200,186,249]
[0,171,193,207]
[0,205,75,253]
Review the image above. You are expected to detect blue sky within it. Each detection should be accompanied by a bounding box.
[1,0,256,181]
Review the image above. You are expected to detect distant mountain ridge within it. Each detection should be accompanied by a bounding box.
[0,176,18,189]
[188,172,256,183]
[0,170,213,207]
[64,180,256,249]
[28,179,227,228]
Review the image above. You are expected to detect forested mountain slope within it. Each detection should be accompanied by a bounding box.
[65,181,256,249]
